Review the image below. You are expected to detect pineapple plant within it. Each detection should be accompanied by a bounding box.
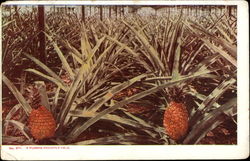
[24,85,56,140]
[117,8,237,144]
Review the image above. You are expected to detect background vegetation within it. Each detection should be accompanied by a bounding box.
[2,5,237,145]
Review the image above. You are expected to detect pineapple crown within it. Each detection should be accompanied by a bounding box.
[24,84,41,109]
[167,86,186,103]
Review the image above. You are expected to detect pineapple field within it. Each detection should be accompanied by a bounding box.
[1,5,237,145]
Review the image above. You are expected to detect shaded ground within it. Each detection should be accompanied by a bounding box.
[198,117,237,145]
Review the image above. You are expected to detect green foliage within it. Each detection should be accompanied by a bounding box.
[2,6,237,145]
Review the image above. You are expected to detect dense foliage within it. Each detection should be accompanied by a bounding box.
[2,5,237,145]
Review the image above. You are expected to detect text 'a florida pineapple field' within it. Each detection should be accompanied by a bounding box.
[2,5,237,145]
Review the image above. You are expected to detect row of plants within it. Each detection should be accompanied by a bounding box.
[2,6,237,145]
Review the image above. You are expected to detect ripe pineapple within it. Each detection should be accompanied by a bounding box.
[25,85,56,140]
[29,105,56,140]
[163,101,189,141]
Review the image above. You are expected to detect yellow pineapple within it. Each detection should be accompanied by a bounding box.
[163,101,189,141]
[28,105,56,140]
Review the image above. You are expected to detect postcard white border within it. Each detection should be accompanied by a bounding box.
[1,0,249,160]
